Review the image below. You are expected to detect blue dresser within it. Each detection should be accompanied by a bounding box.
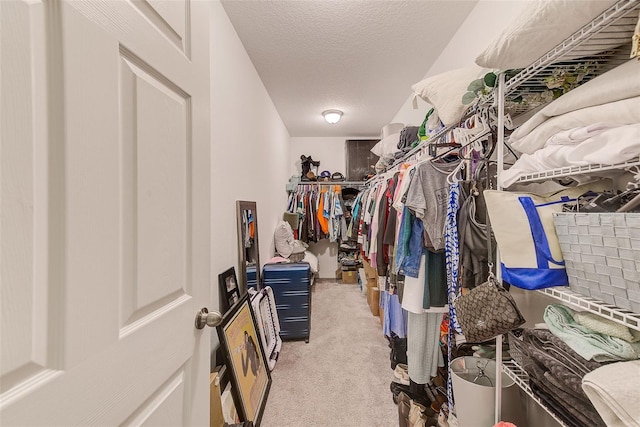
[262,262,312,343]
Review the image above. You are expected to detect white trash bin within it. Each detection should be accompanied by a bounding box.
[451,356,525,427]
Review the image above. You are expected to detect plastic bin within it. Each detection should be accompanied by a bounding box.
[451,356,525,427]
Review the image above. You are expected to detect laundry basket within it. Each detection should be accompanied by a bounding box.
[451,356,524,427]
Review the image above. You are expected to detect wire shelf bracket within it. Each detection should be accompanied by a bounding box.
[539,287,640,331]
[515,157,640,184]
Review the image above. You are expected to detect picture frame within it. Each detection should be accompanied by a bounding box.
[219,267,241,313]
[217,293,272,426]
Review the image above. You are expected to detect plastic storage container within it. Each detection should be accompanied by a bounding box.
[451,356,525,427]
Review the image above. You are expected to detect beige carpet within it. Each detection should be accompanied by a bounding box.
[260,280,397,427]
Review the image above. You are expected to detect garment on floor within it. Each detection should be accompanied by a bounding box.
[407,312,444,384]
[582,360,640,427]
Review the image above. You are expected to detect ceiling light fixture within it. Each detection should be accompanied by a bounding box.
[322,109,343,124]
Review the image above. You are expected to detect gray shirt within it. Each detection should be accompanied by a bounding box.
[405,159,461,251]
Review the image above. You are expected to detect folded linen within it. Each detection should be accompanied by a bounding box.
[544,304,640,362]
[523,328,603,398]
[582,360,640,427]
[511,60,640,145]
[511,96,640,154]
[574,312,640,343]
[546,122,616,146]
[524,355,605,427]
[500,123,640,187]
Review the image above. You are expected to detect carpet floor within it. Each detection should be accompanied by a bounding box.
[260,280,397,427]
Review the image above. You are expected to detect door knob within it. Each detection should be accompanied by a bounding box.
[195,307,223,329]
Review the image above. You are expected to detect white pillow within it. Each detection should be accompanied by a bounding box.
[274,220,294,258]
[302,251,319,274]
[411,65,489,127]
[371,132,401,157]
[476,0,618,69]
[511,60,640,143]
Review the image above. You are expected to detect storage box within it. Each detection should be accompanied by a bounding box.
[341,270,358,284]
[210,370,225,427]
[362,258,377,280]
[368,288,380,316]
[553,212,640,312]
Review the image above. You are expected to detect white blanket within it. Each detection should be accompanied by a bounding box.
[582,360,640,427]
[511,60,640,147]
[510,96,640,155]
[501,124,640,187]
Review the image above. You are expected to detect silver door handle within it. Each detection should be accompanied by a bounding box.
[195,307,222,329]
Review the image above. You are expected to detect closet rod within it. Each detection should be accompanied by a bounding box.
[365,121,490,186]
[297,181,366,187]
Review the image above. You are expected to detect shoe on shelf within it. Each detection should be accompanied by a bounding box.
[393,363,410,385]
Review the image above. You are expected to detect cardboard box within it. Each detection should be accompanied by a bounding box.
[368,288,380,316]
[362,258,377,280]
[341,270,358,284]
[210,372,224,427]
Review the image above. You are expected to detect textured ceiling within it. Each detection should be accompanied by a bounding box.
[221,0,478,137]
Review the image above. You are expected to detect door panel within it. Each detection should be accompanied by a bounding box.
[131,0,190,57]
[122,367,187,427]
[119,49,191,330]
[0,0,210,424]
[0,0,57,396]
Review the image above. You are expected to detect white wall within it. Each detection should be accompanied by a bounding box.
[209,1,291,317]
[392,0,529,126]
[290,136,349,178]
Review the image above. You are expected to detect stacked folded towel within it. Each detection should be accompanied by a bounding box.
[582,360,640,427]
[518,328,606,427]
[543,304,640,362]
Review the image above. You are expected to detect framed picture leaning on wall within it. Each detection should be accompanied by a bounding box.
[219,267,241,314]
[217,293,271,426]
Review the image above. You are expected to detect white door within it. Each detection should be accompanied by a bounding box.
[1,0,211,425]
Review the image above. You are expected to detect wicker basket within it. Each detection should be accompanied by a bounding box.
[553,213,640,312]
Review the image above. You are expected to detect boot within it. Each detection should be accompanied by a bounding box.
[398,392,411,427]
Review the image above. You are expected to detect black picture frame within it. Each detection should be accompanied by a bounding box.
[219,267,241,313]
[217,293,271,426]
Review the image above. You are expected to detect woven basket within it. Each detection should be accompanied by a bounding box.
[553,213,640,312]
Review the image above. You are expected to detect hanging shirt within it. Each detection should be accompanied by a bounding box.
[405,160,461,251]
